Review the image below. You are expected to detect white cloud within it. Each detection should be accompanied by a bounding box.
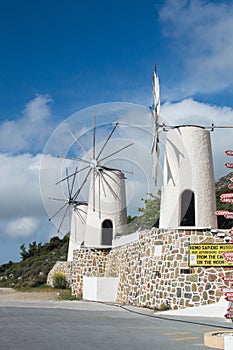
[5,217,40,237]
[0,94,53,153]
[159,0,233,97]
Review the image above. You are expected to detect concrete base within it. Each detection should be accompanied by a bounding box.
[204,332,233,349]
[156,296,229,318]
[225,335,233,350]
[83,276,119,302]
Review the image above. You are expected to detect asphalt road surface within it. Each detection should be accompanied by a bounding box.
[0,301,232,350]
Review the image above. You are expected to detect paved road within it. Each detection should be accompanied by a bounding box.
[0,301,232,350]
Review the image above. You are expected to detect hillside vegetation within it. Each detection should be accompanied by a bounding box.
[0,235,68,288]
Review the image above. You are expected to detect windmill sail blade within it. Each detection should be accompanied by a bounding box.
[98,171,101,218]
[70,167,78,196]
[93,115,96,160]
[57,155,91,165]
[68,129,91,160]
[57,205,69,233]
[73,167,92,200]
[93,168,95,212]
[96,122,119,160]
[49,202,68,221]
[49,197,67,202]
[99,142,133,163]
[66,168,71,197]
[100,172,119,200]
[151,64,160,183]
[56,165,89,185]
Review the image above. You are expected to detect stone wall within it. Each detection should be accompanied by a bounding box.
[47,261,72,287]
[108,229,232,309]
[48,229,233,310]
[71,248,110,298]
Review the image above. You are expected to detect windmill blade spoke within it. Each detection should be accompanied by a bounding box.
[56,165,89,185]
[68,129,91,160]
[73,167,92,200]
[99,171,107,197]
[93,115,96,160]
[101,173,119,200]
[93,168,95,212]
[70,167,78,196]
[99,142,133,162]
[102,170,119,184]
[66,167,71,198]
[96,122,119,160]
[57,155,91,165]
[49,197,67,202]
[76,209,86,224]
[98,171,101,219]
[49,202,68,221]
[57,205,69,233]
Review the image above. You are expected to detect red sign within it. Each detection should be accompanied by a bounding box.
[229,230,233,235]
[231,178,233,183]
[224,292,233,297]
[227,308,233,312]
[215,210,229,216]
[225,150,233,156]
[221,193,233,199]
[221,198,233,203]
[228,184,233,190]
[225,162,233,168]
[225,212,233,219]
[225,313,233,319]
[222,276,233,282]
[225,296,233,301]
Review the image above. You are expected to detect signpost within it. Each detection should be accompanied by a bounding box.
[215,210,230,216]
[225,150,233,156]
[221,193,233,199]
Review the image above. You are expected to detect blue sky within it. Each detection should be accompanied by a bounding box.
[1,0,233,264]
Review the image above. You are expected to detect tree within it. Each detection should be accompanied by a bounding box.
[127,191,161,233]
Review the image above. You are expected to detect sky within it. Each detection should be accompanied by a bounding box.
[1,0,233,264]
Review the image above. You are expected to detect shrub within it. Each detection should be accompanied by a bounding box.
[53,272,67,289]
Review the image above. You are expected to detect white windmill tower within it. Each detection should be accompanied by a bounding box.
[151,66,217,229]
[50,119,132,259]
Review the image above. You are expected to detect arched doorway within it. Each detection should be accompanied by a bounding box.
[101,219,113,245]
[180,190,195,226]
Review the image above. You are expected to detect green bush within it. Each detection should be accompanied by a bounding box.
[53,272,67,289]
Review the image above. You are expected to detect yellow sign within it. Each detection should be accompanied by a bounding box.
[189,244,233,267]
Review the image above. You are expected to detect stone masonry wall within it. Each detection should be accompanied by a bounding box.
[71,248,111,298]
[107,229,233,309]
[48,229,233,310]
[47,261,73,287]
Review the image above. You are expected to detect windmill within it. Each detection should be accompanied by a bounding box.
[49,117,133,257]
[150,66,218,229]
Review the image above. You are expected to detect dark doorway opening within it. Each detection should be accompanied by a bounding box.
[101,219,113,245]
[180,190,195,226]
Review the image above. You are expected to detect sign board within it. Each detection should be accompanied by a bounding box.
[225,296,233,302]
[225,313,233,319]
[221,193,233,199]
[189,244,233,267]
[221,198,233,203]
[222,276,233,282]
[215,210,230,216]
[225,212,233,219]
[225,150,233,156]
[225,162,233,168]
